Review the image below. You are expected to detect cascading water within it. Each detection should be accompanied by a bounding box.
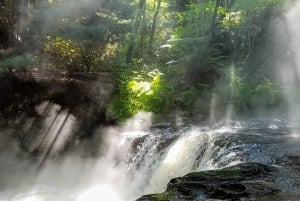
[2,111,300,201]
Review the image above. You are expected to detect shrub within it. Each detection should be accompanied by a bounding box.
[230,76,283,112]
[108,66,172,121]
[44,36,103,74]
[253,79,283,107]
[172,85,210,115]
[0,55,35,73]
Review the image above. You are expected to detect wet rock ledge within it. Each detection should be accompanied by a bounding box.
[136,162,280,201]
[0,71,115,155]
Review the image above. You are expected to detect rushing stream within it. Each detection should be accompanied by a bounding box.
[1,1,300,200]
[1,114,300,201]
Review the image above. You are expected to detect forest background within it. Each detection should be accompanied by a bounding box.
[0,0,289,122]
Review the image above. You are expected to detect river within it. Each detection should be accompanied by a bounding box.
[1,114,300,201]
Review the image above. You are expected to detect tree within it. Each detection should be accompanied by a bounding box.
[0,0,20,48]
[126,0,147,64]
[148,0,162,55]
[210,0,221,39]
[19,0,135,73]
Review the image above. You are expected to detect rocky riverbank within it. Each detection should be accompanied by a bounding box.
[136,162,299,201]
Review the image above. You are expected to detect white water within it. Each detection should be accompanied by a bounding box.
[1,108,300,201]
[0,110,246,201]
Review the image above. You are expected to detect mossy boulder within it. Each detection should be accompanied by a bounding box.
[136,162,279,201]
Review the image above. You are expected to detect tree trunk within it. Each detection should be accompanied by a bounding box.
[140,0,146,64]
[7,0,15,48]
[125,0,146,64]
[26,0,36,8]
[148,0,162,56]
[210,0,221,39]
[126,41,134,64]
[223,0,235,9]
[0,0,22,48]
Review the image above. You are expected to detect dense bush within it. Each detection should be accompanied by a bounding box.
[108,65,172,121]
[0,0,288,122]
[44,36,104,74]
[227,68,283,112]
[178,85,211,115]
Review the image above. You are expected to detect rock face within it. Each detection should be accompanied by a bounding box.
[136,162,279,201]
[0,71,114,119]
[0,71,115,155]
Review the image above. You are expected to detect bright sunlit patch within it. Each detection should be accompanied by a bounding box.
[160,44,172,48]
[121,131,148,138]
[77,185,121,201]
[37,101,77,155]
[145,129,210,193]
[290,131,300,138]
[215,126,234,134]
[222,11,242,28]
[269,124,278,129]
[129,80,152,95]
[15,195,41,201]
[123,111,153,131]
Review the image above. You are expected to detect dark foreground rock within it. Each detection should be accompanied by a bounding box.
[0,71,114,119]
[0,71,115,155]
[136,162,280,201]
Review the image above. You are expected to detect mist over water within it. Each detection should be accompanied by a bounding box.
[273,1,300,132]
[0,111,154,201]
[0,111,239,201]
[2,115,299,201]
[2,1,300,201]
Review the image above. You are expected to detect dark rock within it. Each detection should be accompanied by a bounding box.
[0,72,44,117]
[136,162,279,201]
[0,71,115,155]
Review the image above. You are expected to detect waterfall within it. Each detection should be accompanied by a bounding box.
[0,108,245,201]
[0,110,297,201]
[76,122,243,201]
[273,1,300,136]
[143,128,213,194]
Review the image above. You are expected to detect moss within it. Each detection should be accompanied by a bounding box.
[136,192,174,201]
[184,162,273,182]
[137,191,195,201]
[151,192,173,200]
[137,163,278,201]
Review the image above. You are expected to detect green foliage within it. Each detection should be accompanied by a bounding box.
[169,2,215,57]
[4,0,288,120]
[174,85,211,115]
[233,0,285,14]
[44,36,102,74]
[174,2,215,39]
[227,69,283,112]
[108,66,172,121]
[170,0,285,62]
[253,80,283,107]
[221,10,242,29]
[44,36,80,71]
[283,84,300,103]
[0,55,36,72]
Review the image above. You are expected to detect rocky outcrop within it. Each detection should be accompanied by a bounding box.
[0,71,115,155]
[136,162,280,201]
